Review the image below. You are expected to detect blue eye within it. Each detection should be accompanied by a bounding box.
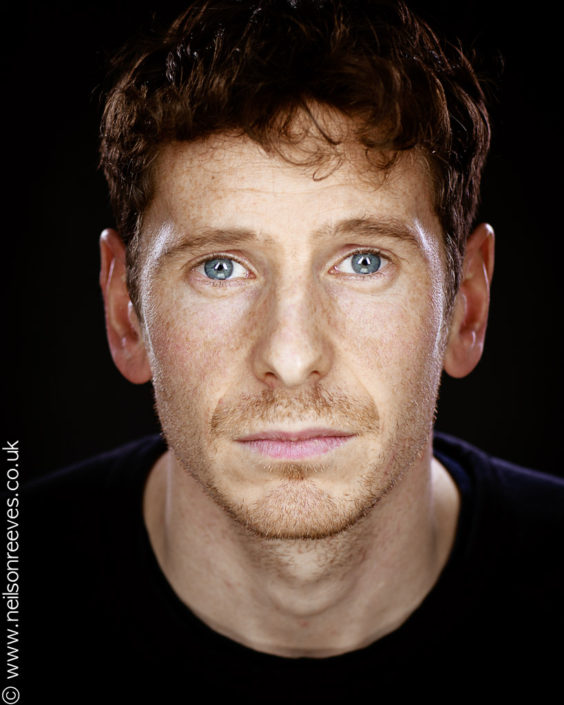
[204,258,234,280]
[336,252,384,275]
[351,252,381,274]
[202,257,249,281]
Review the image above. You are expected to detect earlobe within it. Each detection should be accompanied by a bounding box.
[443,223,495,379]
[99,229,152,384]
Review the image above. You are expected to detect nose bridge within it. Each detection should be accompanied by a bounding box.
[252,268,333,388]
[276,277,319,341]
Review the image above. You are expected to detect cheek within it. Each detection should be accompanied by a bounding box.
[330,284,444,384]
[145,289,256,392]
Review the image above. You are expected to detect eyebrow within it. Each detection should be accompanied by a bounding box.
[157,216,422,265]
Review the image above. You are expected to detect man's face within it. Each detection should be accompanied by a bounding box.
[136,133,449,539]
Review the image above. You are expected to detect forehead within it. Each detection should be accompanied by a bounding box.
[142,132,442,261]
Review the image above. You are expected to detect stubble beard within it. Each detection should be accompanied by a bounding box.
[154,376,441,542]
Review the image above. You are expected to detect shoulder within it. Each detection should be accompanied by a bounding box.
[17,434,166,561]
[434,431,564,595]
[21,434,166,501]
[18,434,167,612]
[433,430,564,522]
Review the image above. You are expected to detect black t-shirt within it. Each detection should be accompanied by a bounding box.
[14,433,564,702]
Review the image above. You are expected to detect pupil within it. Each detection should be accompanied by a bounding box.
[204,258,234,280]
[352,253,381,274]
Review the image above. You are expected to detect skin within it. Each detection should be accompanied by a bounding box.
[99,127,494,657]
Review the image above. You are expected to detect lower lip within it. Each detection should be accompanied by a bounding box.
[237,436,353,460]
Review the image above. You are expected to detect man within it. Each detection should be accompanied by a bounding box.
[20,0,563,702]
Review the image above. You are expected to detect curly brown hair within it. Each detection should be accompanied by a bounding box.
[100,0,490,313]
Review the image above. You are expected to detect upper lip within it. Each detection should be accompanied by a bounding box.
[236,428,355,442]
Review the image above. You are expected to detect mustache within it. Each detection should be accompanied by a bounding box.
[210,384,379,436]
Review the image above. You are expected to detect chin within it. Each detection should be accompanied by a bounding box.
[204,471,392,540]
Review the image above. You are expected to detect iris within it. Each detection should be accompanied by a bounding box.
[204,258,234,280]
[351,253,381,274]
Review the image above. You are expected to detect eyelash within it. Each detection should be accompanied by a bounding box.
[193,249,389,285]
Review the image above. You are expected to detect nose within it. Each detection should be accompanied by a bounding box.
[251,280,333,389]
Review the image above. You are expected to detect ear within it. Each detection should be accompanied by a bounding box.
[443,223,495,379]
[99,228,152,384]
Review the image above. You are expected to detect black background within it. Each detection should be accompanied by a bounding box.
[3,0,563,479]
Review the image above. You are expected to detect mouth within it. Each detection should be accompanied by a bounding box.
[234,428,355,460]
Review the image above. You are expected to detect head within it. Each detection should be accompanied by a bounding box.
[100,0,490,317]
[99,0,494,539]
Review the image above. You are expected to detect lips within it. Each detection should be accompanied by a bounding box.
[235,428,355,459]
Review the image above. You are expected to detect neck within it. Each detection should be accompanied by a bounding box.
[143,440,459,658]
